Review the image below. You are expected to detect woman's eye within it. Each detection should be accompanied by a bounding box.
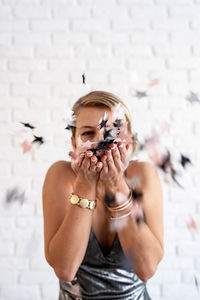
[82,131,94,136]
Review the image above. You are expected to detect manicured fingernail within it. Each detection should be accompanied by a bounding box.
[80,153,85,158]
[119,143,124,148]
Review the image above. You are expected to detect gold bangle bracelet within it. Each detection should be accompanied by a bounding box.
[110,210,133,221]
[109,198,133,213]
[106,189,132,212]
[107,195,132,212]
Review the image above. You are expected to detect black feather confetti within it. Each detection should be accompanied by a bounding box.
[32,135,44,145]
[103,126,118,140]
[194,274,200,294]
[135,91,148,99]
[65,124,75,130]
[5,187,26,205]
[105,192,116,207]
[180,154,192,168]
[185,91,200,104]
[135,211,146,226]
[20,122,35,130]
[113,119,122,128]
[132,189,143,199]
[64,108,77,131]
[158,150,183,188]
[82,73,86,84]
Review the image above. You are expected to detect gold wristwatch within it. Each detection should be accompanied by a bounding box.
[70,193,96,211]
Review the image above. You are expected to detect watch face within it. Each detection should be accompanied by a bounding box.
[70,194,79,204]
[79,198,89,208]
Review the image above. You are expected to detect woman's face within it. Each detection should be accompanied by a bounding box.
[71,106,128,155]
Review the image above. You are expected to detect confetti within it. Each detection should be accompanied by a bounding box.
[125,176,141,190]
[160,121,170,134]
[194,274,200,294]
[64,107,77,131]
[117,121,134,144]
[135,91,148,99]
[113,103,125,120]
[81,140,98,149]
[103,126,118,140]
[187,217,198,231]
[132,189,143,200]
[21,140,34,154]
[32,135,44,146]
[180,154,192,168]
[158,150,183,188]
[105,191,115,207]
[148,78,160,87]
[97,112,108,129]
[113,119,122,128]
[82,73,86,84]
[5,186,26,205]
[145,143,162,166]
[20,122,36,130]
[185,91,200,104]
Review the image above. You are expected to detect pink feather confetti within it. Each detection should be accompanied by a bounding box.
[160,121,170,134]
[187,217,198,231]
[21,140,33,154]
[148,78,160,87]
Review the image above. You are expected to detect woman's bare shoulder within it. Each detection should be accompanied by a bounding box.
[126,159,140,177]
[126,160,155,176]
[43,160,75,185]
[126,160,159,188]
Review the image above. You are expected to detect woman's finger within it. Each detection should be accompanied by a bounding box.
[90,155,98,172]
[77,152,85,167]
[71,152,85,173]
[96,161,103,172]
[105,148,115,171]
[100,154,108,176]
[117,142,126,165]
[109,143,121,170]
[81,150,93,170]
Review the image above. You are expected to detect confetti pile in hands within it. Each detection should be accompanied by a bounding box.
[65,104,138,162]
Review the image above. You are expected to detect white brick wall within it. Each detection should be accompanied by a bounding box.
[0,1,200,299]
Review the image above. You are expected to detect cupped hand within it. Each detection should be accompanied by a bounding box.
[99,142,128,189]
[69,150,103,184]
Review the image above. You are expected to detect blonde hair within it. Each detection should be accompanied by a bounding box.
[71,90,136,153]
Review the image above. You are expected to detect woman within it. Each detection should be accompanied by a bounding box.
[42,91,164,300]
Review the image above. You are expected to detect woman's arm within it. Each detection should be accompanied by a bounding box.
[99,142,164,281]
[117,161,164,282]
[42,154,102,282]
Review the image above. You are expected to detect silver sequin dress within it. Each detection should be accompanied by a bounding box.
[59,228,152,300]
